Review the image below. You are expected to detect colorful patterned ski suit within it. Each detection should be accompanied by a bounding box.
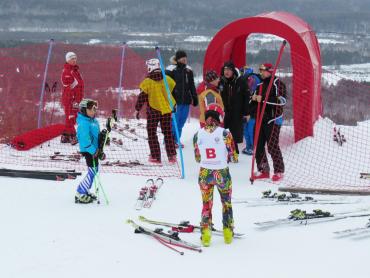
[193,121,238,230]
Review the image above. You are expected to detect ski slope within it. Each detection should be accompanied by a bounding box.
[1,119,370,278]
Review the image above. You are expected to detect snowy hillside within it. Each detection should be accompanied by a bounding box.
[1,119,370,278]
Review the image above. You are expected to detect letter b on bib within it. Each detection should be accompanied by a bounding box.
[206,148,216,159]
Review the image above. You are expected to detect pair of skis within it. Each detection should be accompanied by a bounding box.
[138,215,245,238]
[255,208,370,230]
[360,173,370,180]
[0,168,81,181]
[233,190,359,207]
[333,126,346,146]
[135,178,163,210]
[334,219,370,238]
[127,219,202,255]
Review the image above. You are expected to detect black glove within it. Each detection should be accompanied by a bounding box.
[192,95,199,107]
[135,111,140,120]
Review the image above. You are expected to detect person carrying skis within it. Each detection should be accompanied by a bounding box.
[75,98,100,204]
[193,105,238,247]
[61,51,84,145]
[252,63,287,182]
[135,58,177,164]
[198,70,224,128]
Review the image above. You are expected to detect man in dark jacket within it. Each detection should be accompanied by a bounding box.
[166,50,198,148]
[251,63,287,182]
[219,61,250,155]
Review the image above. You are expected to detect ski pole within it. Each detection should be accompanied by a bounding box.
[155,46,185,179]
[250,85,263,184]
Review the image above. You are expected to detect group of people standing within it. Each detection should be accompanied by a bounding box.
[64,49,287,248]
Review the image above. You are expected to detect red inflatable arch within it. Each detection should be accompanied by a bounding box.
[203,11,322,141]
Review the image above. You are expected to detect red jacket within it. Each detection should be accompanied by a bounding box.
[61,63,84,107]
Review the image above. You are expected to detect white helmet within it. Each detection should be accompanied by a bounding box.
[65,51,77,62]
[146,58,160,73]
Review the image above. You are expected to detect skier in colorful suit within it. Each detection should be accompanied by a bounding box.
[75,98,100,204]
[193,105,238,247]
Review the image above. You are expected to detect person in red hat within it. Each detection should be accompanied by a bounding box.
[60,51,84,145]
[251,63,287,182]
[193,105,237,247]
[198,70,224,127]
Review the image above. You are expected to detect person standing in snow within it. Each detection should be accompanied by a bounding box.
[61,51,84,145]
[219,61,250,155]
[75,99,100,204]
[193,105,238,247]
[166,50,198,148]
[240,66,261,155]
[198,70,224,128]
[135,58,177,164]
[252,63,286,182]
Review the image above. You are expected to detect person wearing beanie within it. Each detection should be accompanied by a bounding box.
[61,51,84,145]
[251,63,287,182]
[198,70,224,127]
[135,58,177,164]
[166,49,198,148]
[75,98,100,204]
[193,106,238,247]
[219,60,250,155]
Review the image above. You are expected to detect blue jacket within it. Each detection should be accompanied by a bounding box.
[76,112,100,155]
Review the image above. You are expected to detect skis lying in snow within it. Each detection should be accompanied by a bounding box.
[233,190,359,207]
[111,125,139,141]
[114,123,148,140]
[101,160,143,168]
[127,219,202,255]
[138,215,245,238]
[360,173,370,179]
[0,168,81,181]
[255,208,370,230]
[334,219,370,238]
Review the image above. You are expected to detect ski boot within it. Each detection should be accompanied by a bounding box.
[272,173,284,182]
[75,192,94,204]
[70,134,78,145]
[201,228,211,247]
[262,190,272,198]
[223,227,233,244]
[61,133,71,143]
[289,209,306,220]
[253,171,270,180]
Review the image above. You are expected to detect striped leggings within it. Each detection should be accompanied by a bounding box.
[77,167,98,195]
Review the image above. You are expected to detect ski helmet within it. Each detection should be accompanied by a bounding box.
[146,58,160,73]
[79,98,97,115]
[65,52,77,62]
[205,103,224,123]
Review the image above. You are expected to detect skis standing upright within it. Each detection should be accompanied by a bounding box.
[135,179,154,210]
[143,178,164,208]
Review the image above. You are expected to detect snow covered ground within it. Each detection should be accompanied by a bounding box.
[1,119,370,278]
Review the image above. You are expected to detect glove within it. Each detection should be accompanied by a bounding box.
[172,105,177,114]
[135,111,140,120]
[192,96,199,107]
